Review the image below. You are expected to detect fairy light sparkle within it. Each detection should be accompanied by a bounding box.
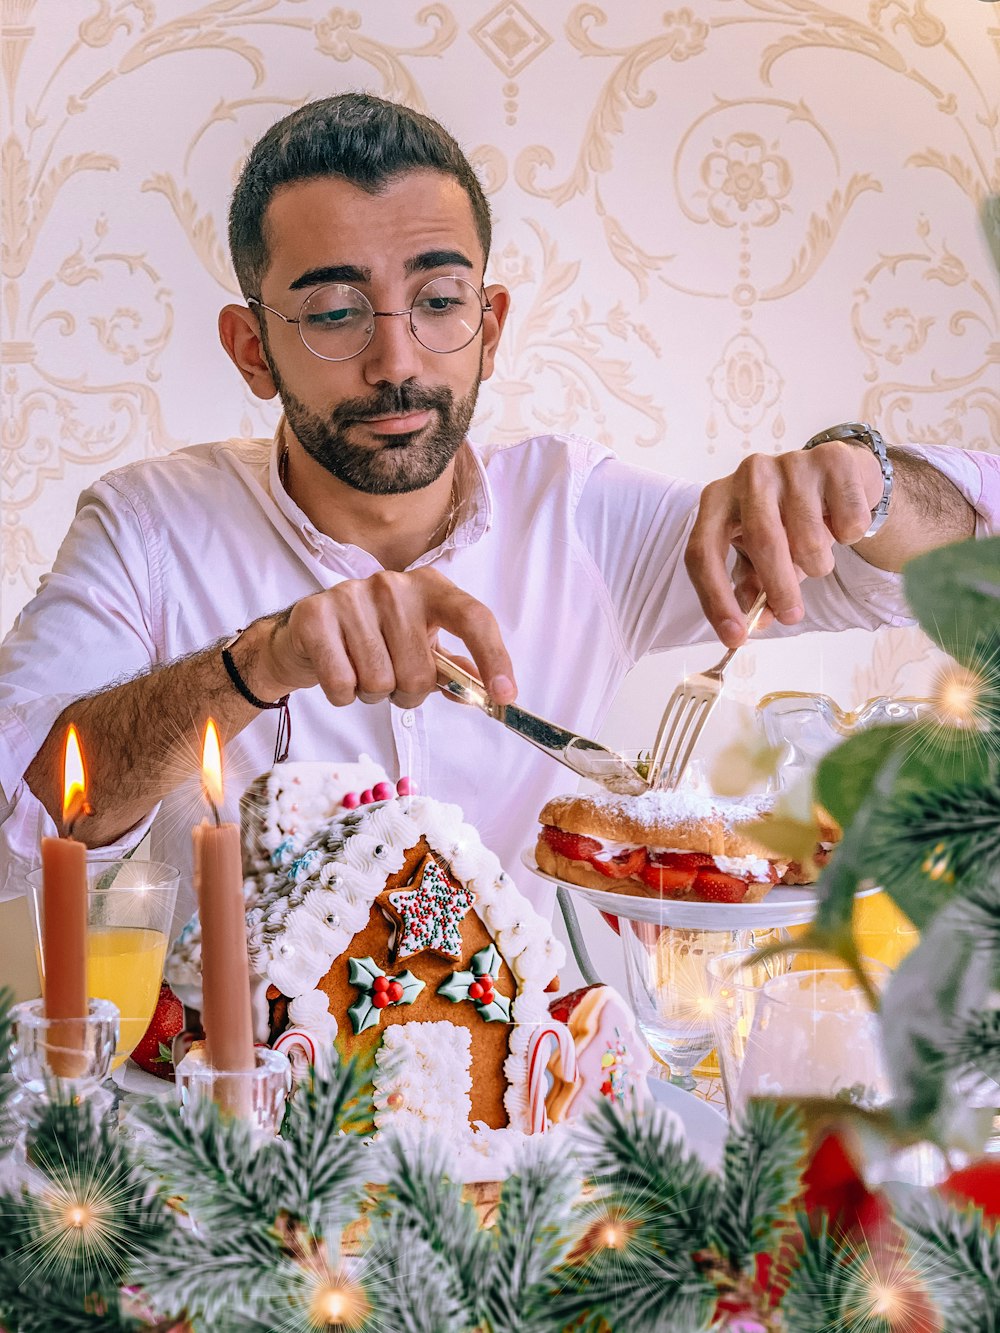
[307,1271,369,1329]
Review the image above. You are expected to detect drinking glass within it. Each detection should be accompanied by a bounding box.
[706,947,793,1115]
[27,860,179,1070]
[620,922,751,1090]
[734,964,890,1114]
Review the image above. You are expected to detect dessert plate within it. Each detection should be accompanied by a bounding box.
[521,849,879,930]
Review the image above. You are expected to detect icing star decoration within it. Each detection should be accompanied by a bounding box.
[387,852,474,961]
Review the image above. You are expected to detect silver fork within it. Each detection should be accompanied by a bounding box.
[645,590,769,791]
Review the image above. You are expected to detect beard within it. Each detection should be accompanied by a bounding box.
[268,354,481,496]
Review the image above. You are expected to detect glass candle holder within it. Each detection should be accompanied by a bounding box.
[7,997,119,1143]
[175,1046,291,1140]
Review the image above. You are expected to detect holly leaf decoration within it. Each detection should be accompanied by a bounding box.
[393,970,425,1006]
[348,994,381,1035]
[348,956,385,988]
[471,943,502,978]
[438,970,475,1004]
[477,992,511,1023]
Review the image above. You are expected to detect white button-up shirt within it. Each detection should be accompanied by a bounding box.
[2,431,997,934]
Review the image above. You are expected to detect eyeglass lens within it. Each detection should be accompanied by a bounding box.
[297,276,484,360]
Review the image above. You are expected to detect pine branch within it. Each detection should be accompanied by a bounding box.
[270,1057,375,1229]
[481,1141,581,1333]
[365,1210,473,1333]
[890,1184,1000,1333]
[779,1215,882,1333]
[135,1093,289,1232]
[711,1100,805,1275]
[940,1008,1000,1086]
[0,986,17,1154]
[872,774,1000,903]
[371,1132,492,1321]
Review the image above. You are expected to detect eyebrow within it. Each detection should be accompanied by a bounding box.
[288,249,474,292]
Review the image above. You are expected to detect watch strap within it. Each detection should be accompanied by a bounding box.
[803,421,894,538]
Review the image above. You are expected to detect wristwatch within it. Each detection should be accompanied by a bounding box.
[803,421,894,538]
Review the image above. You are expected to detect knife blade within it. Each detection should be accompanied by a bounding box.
[433,650,648,794]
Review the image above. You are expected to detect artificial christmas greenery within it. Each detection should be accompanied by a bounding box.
[3,536,1000,1331]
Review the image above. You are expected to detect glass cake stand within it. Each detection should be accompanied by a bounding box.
[523,850,879,1091]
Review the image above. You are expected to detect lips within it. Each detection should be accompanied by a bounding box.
[353,410,433,435]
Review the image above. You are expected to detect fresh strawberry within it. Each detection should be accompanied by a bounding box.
[540,826,602,862]
[691,869,750,903]
[638,862,694,894]
[599,910,621,935]
[651,850,715,871]
[591,847,648,879]
[131,982,184,1080]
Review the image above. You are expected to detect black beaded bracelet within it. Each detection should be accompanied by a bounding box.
[221,632,291,764]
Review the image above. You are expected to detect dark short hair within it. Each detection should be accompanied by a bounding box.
[228,93,492,299]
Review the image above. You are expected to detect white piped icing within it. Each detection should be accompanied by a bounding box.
[374,1021,472,1137]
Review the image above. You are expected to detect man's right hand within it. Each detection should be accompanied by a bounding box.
[248,567,518,710]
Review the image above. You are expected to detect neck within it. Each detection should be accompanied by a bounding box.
[280,427,462,571]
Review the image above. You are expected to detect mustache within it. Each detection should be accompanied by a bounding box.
[332,380,453,427]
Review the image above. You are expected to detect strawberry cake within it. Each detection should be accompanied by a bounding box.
[536,787,786,905]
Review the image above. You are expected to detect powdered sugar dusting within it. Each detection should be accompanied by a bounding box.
[581,786,771,833]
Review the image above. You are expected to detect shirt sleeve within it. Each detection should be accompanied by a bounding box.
[576,444,1000,662]
[0,478,161,900]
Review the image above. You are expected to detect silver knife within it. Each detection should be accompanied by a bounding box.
[433,650,649,794]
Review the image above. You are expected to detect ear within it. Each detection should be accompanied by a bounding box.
[479,284,510,382]
[218,304,278,400]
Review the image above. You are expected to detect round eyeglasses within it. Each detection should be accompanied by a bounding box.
[247,276,492,362]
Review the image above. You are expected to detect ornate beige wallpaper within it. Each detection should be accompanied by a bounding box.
[2,0,998,748]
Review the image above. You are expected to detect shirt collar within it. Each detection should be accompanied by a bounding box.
[267,417,493,566]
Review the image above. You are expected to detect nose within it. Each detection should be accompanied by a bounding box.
[360,309,425,387]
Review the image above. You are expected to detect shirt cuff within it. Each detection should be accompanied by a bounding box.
[0,778,160,904]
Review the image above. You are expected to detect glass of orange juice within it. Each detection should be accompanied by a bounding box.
[27,860,179,1069]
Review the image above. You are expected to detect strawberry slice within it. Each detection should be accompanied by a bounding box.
[649,850,716,871]
[692,869,751,903]
[541,826,602,862]
[639,862,695,895]
[591,847,648,879]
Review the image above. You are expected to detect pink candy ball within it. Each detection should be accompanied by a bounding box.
[359,789,375,804]
[396,776,417,796]
[372,781,394,802]
[341,791,360,809]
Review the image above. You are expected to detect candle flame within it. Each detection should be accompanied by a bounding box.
[201,718,224,809]
[62,725,87,826]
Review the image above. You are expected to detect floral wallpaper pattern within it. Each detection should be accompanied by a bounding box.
[2,0,998,750]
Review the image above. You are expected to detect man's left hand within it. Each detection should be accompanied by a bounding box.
[684,442,884,648]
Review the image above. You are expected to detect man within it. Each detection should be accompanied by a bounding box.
[1,94,996,931]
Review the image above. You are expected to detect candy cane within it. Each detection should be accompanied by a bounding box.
[526,1022,578,1134]
[273,1027,318,1081]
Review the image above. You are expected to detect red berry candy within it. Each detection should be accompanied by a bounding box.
[372,992,390,1009]
[396,776,417,796]
[341,791,360,810]
[359,789,374,804]
[372,781,394,802]
[372,975,389,993]
[387,981,404,1002]
[468,981,484,1000]
[479,973,492,986]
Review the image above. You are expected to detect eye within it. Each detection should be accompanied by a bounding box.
[306,306,365,328]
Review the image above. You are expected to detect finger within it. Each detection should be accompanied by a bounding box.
[423,578,517,704]
[303,618,359,707]
[431,652,482,708]
[779,461,837,579]
[684,480,747,647]
[371,581,439,710]
[819,446,877,545]
[731,553,776,629]
[731,459,805,626]
[336,582,397,704]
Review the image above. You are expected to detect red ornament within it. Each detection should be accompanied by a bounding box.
[801,1130,891,1236]
[341,791,360,810]
[941,1160,1000,1219]
[396,776,416,796]
[372,781,394,802]
[360,789,374,804]
[372,975,389,993]
[372,992,390,1009]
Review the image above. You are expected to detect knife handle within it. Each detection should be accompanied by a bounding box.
[432,649,502,717]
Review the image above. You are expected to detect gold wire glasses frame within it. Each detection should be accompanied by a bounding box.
[247,275,492,362]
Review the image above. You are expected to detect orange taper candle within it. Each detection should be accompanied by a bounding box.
[40,724,89,1076]
[194,719,255,1085]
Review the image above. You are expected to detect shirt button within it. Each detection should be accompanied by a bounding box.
[401,710,415,728]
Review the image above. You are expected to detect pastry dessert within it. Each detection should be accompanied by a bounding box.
[536,787,786,904]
